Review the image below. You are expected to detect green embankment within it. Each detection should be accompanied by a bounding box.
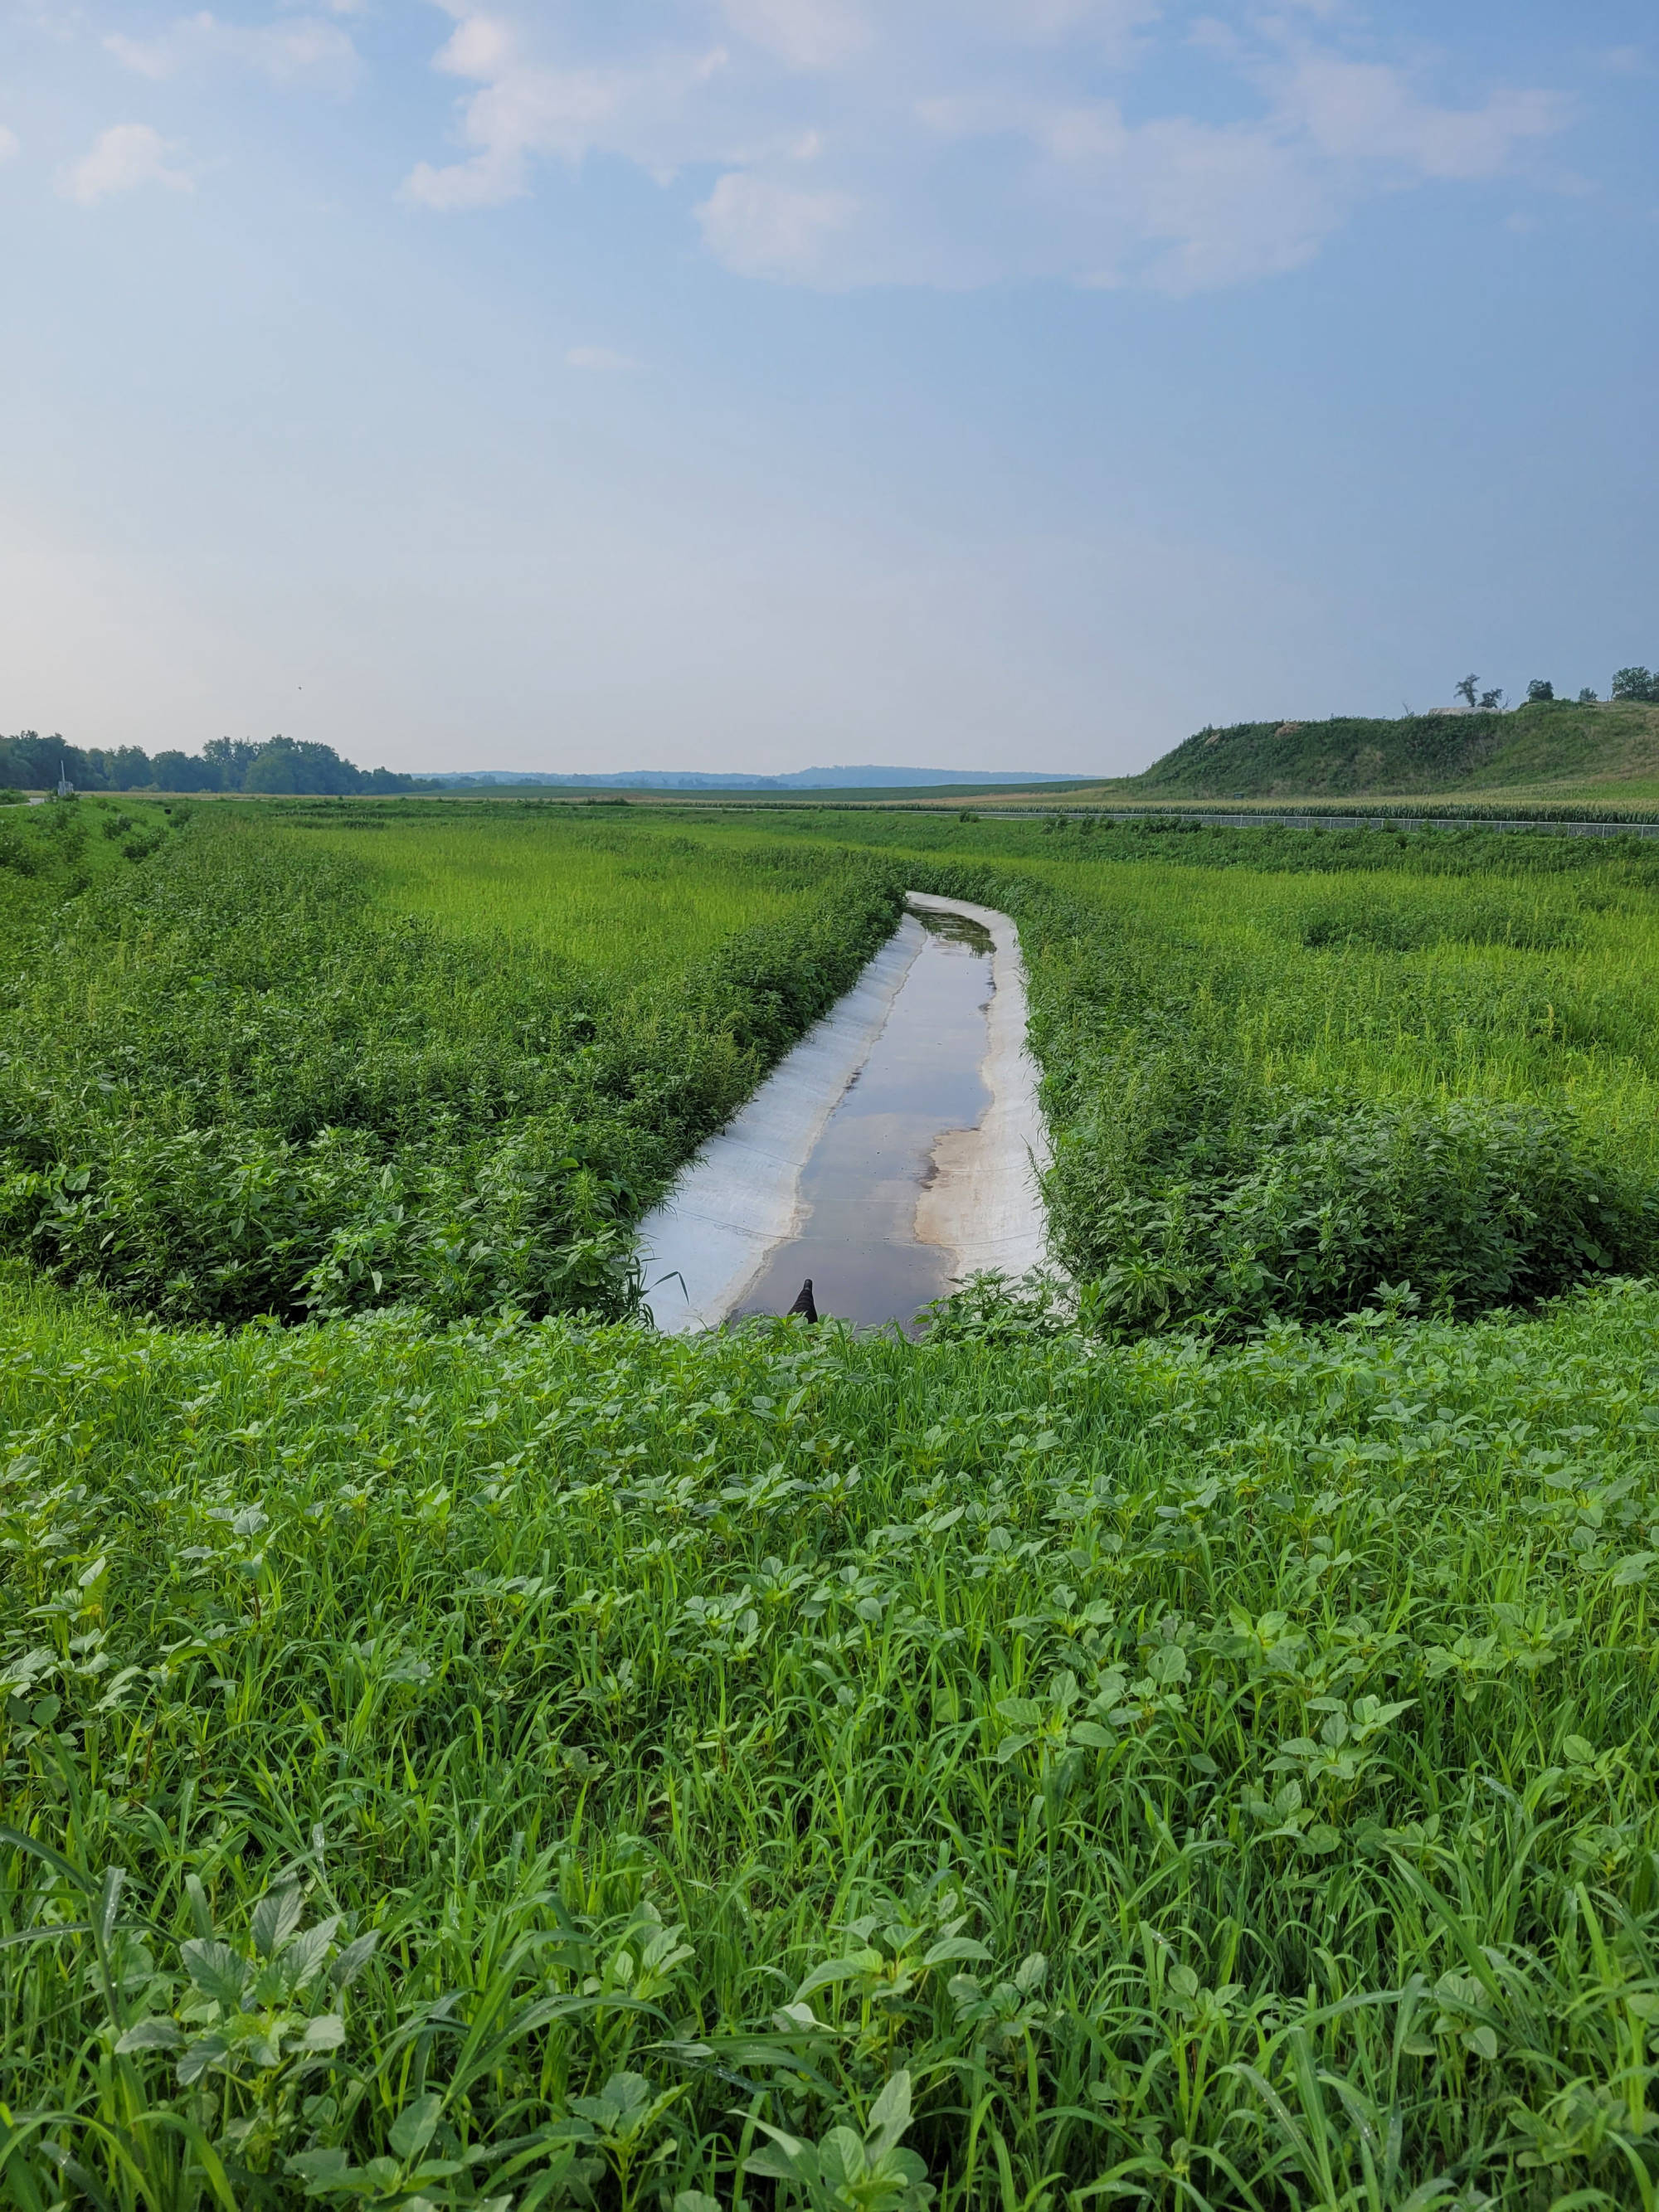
[0,790,180,916]
[6,803,1659,2207]
[1102,698,1659,805]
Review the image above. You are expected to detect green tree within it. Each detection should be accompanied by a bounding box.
[243,737,357,795]
[104,746,155,790]
[1454,673,1479,707]
[203,737,262,790]
[0,731,101,790]
[1611,666,1659,702]
[242,737,433,796]
[1526,678,1554,702]
[150,750,224,793]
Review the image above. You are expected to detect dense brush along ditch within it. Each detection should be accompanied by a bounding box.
[11,798,1659,2205]
[2,802,1659,1336]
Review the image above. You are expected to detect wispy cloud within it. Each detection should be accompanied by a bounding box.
[696,172,859,280]
[0,126,19,166]
[566,345,640,371]
[1274,55,1568,182]
[58,122,192,205]
[718,0,869,73]
[105,12,360,95]
[401,21,735,211]
[401,2,1574,293]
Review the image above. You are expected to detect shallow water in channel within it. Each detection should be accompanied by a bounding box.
[732,907,994,1331]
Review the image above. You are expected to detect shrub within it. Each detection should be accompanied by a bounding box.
[1046,1040,1657,1334]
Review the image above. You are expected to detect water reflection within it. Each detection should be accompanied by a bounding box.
[732,907,994,1332]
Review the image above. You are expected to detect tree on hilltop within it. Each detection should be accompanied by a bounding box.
[1612,667,1659,703]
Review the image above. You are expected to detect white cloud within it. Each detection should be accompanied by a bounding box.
[696,171,859,276]
[403,22,733,210]
[0,127,19,165]
[403,2,1573,295]
[102,33,173,81]
[105,12,359,95]
[1278,57,1569,181]
[58,123,192,205]
[719,0,868,72]
[964,0,1162,50]
[567,345,640,371]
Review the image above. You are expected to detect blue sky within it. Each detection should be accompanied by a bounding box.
[2,0,1655,777]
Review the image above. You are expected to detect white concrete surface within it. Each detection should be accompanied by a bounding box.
[909,892,1051,1285]
[635,916,929,1331]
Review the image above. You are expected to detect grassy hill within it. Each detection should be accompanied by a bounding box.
[1115,697,1659,805]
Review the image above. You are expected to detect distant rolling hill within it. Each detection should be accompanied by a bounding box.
[436,765,1075,790]
[1124,698,1659,802]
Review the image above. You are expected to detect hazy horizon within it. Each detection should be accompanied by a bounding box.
[2,1,1655,780]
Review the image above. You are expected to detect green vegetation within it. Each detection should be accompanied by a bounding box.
[7,1268,1659,2208]
[9,796,1659,1340]
[689,806,1659,1335]
[1063,800,1659,826]
[0,809,902,1324]
[7,800,1659,2208]
[284,809,815,970]
[0,733,432,797]
[1021,851,1659,1334]
[1121,698,1659,803]
[0,793,181,920]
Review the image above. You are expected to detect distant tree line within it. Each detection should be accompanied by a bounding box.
[0,732,436,795]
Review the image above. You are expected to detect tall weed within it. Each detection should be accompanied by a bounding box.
[0,817,904,1322]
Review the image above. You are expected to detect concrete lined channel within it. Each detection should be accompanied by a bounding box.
[637,892,1049,1333]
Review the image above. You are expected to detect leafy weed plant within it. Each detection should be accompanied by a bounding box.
[4,1272,1659,2204]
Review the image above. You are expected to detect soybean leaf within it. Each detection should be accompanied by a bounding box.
[389,2092,444,2164]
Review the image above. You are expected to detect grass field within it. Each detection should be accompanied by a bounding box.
[279,813,810,975]
[6,801,1659,2209]
[1037,850,1659,1146]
